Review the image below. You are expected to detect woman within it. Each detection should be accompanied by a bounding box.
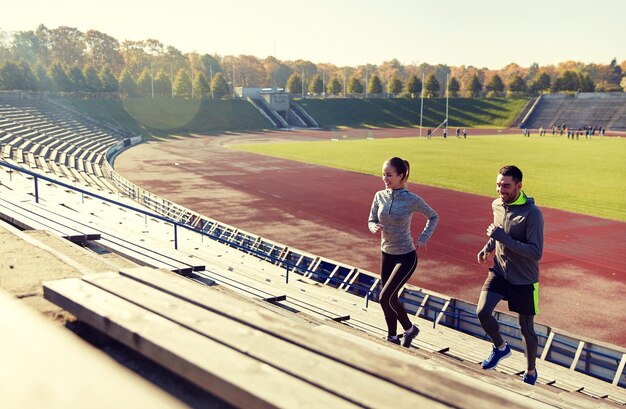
[368,157,439,347]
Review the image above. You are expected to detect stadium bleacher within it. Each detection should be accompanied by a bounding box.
[0,93,625,407]
[524,93,626,131]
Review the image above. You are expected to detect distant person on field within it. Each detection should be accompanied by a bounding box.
[368,157,439,348]
[426,128,432,139]
[456,128,461,138]
[463,128,467,138]
[443,129,447,139]
[477,165,543,385]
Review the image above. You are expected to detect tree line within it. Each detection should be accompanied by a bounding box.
[0,25,624,99]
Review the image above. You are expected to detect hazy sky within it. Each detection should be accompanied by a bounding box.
[2,0,624,69]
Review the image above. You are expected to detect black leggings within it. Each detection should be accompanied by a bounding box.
[380,250,417,337]
[477,291,538,371]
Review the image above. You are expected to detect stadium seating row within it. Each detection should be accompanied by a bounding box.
[524,93,626,131]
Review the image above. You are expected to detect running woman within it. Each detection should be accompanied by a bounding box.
[368,157,439,347]
[477,165,544,385]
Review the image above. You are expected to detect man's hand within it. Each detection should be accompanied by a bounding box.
[477,250,490,264]
[486,223,501,237]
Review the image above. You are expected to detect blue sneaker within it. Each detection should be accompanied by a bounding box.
[401,324,420,348]
[481,342,511,369]
[386,335,402,345]
[523,370,538,385]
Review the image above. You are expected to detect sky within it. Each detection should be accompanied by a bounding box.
[1,0,624,69]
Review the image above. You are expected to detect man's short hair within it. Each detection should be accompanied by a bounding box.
[499,165,523,183]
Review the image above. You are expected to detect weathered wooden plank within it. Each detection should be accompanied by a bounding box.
[118,267,555,409]
[313,325,614,409]
[0,289,183,409]
[83,272,446,409]
[43,277,359,409]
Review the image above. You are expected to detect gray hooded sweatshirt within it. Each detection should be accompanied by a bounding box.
[481,191,544,285]
[368,187,439,255]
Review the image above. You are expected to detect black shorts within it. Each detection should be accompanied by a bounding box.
[481,270,539,315]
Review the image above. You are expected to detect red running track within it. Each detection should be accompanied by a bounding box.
[115,130,626,346]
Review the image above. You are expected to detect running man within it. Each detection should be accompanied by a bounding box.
[477,165,544,385]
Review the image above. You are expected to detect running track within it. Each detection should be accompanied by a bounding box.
[115,130,626,346]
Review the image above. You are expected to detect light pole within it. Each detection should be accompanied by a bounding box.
[150,58,154,98]
[232,64,236,98]
[419,71,424,137]
[209,65,214,99]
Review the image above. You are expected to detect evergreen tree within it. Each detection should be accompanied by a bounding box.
[508,75,527,95]
[117,69,136,96]
[136,68,152,96]
[49,63,72,92]
[0,62,23,90]
[327,77,342,95]
[368,74,383,94]
[486,74,505,95]
[552,70,579,92]
[578,72,595,92]
[467,75,482,97]
[173,69,191,97]
[99,66,118,92]
[17,62,38,90]
[154,71,171,97]
[529,72,550,95]
[387,76,403,95]
[348,76,364,94]
[211,72,229,98]
[609,58,622,85]
[193,72,209,98]
[68,65,86,93]
[424,74,440,98]
[448,77,460,97]
[286,73,303,95]
[406,74,422,98]
[309,74,323,95]
[35,64,52,91]
[83,65,101,92]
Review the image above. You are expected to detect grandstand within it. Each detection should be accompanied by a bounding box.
[522,93,626,131]
[1,94,625,407]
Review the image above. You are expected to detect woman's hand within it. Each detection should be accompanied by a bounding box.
[371,223,384,233]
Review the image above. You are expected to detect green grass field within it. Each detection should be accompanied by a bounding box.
[232,134,626,222]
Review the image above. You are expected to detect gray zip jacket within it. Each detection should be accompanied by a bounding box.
[481,192,544,285]
[368,188,439,255]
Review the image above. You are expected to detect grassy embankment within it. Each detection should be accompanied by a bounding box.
[232,134,626,222]
[63,97,529,137]
[296,98,529,128]
[63,97,271,138]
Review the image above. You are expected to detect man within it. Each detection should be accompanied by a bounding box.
[477,165,544,385]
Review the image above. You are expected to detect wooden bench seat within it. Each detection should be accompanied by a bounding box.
[43,268,559,409]
[0,289,184,409]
